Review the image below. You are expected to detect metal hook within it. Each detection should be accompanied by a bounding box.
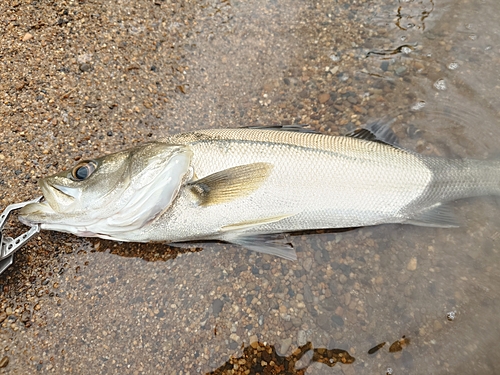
[0,196,43,275]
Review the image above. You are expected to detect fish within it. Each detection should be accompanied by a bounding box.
[18,122,500,260]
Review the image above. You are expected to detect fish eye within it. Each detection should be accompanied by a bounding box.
[71,161,97,181]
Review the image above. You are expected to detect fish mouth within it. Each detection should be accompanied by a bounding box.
[38,179,79,212]
[18,179,79,225]
[18,198,55,225]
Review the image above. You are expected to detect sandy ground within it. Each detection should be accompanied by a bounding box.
[1,0,500,374]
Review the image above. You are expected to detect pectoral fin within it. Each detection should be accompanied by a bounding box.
[189,162,273,206]
[405,203,460,228]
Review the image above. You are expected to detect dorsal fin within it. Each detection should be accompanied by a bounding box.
[346,119,401,148]
[243,124,321,134]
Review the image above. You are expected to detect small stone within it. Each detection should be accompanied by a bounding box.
[446,311,456,321]
[0,356,8,368]
[318,93,330,104]
[347,96,357,104]
[344,293,351,306]
[229,333,240,342]
[278,337,292,355]
[303,258,312,272]
[297,330,307,346]
[407,257,417,271]
[249,335,258,344]
[212,298,224,316]
[303,284,313,303]
[0,312,7,324]
[331,314,344,326]
[22,33,33,41]
[414,61,424,71]
[395,66,407,76]
[339,274,348,284]
[79,63,91,72]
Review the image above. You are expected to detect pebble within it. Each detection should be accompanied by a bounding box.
[407,257,417,271]
[278,337,292,355]
[0,356,8,368]
[22,33,33,41]
[297,330,307,346]
[331,314,344,327]
[79,63,92,72]
[303,284,313,303]
[212,299,224,316]
[303,258,313,272]
[395,66,407,76]
[229,333,240,342]
[318,93,330,104]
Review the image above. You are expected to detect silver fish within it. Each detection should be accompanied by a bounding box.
[18,123,500,260]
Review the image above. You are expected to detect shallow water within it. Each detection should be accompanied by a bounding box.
[1,0,500,374]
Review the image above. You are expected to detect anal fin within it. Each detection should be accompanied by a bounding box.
[228,232,297,261]
[222,214,297,260]
[405,203,460,228]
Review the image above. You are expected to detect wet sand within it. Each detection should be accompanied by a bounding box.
[1,0,500,373]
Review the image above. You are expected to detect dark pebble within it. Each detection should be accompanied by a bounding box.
[347,96,358,104]
[339,264,351,276]
[212,298,224,316]
[380,61,389,71]
[331,314,344,326]
[79,63,92,72]
[229,340,239,350]
[303,284,313,304]
[107,130,113,136]
[0,356,8,368]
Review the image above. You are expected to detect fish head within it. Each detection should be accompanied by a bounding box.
[19,142,192,239]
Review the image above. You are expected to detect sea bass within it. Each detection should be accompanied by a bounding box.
[18,124,500,260]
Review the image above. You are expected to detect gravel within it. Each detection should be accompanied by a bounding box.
[1,0,500,374]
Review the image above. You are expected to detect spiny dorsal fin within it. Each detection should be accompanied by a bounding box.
[189,162,273,206]
[243,124,320,134]
[346,119,401,148]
